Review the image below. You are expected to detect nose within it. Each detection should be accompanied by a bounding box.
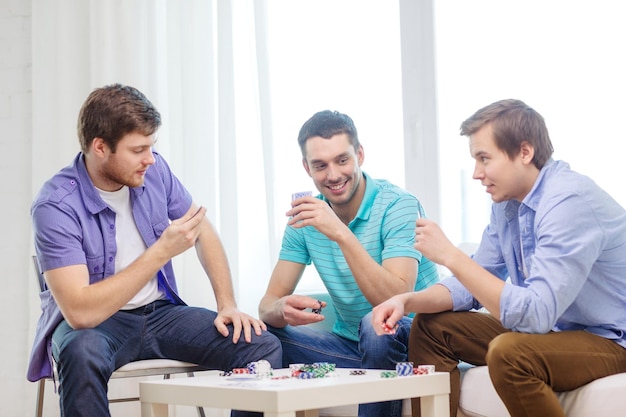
[472,161,483,180]
[143,151,155,166]
[326,163,342,181]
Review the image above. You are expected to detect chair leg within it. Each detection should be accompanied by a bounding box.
[36,379,46,417]
[187,372,206,417]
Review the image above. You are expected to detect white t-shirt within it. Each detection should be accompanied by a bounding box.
[98,186,164,309]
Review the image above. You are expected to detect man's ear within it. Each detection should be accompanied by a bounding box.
[91,137,108,157]
[357,144,364,166]
[519,141,535,165]
[302,158,312,177]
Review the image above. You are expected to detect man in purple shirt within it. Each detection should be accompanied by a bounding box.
[28,84,281,417]
[372,99,626,417]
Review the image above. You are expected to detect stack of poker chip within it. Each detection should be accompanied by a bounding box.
[290,362,336,378]
[395,361,414,376]
[247,359,273,377]
[413,364,435,375]
[289,363,305,377]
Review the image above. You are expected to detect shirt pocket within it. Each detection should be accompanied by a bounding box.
[152,218,170,238]
[86,255,106,283]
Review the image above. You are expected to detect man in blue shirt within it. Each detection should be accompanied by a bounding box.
[372,99,626,417]
[28,84,281,417]
[259,110,439,417]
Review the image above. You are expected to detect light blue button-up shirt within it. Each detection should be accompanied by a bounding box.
[441,160,626,348]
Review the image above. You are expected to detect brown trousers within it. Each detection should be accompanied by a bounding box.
[409,311,626,417]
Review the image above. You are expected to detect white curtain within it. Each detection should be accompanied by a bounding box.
[31,0,278,313]
[28,1,433,415]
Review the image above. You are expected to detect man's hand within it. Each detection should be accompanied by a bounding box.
[214,306,269,344]
[277,295,327,326]
[158,206,208,258]
[414,218,459,266]
[286,197,347,241]
[371,295,406,335]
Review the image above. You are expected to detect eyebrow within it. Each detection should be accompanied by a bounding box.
[309,152,352,165]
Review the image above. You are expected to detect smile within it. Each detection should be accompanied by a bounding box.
[327,180,348,192]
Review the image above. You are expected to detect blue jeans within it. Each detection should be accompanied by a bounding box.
[52,300,282,417]
[268,311,413,417]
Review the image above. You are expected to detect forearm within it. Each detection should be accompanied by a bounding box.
[54,245,171,329]
[403,283,454,314]
[258,295,287,327]
[443,249,504,316]
[336,231,414,305]
[195,221,237,311]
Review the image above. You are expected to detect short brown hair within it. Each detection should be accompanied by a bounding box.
[297,110,360,158]
[460,99,553,169]
[77,84,161,153]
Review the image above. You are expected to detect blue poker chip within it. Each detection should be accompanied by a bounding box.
[395,362,414,376]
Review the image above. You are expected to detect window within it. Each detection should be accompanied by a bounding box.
[266,0,404,292]
[434,0,626,246]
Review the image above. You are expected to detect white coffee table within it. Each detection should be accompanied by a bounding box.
[140,368,450,417]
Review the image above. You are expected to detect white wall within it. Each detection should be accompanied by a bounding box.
[0,0,38,416]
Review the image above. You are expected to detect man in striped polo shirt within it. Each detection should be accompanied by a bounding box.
[259,110,439,417]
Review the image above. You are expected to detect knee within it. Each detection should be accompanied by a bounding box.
[412,312,442,330]
[359,312,386,347]
[55,329,113,375]
[410,312,441,343]
[263,331,283,354]
[359,312,376,338]
[359,312,395,343]
[255,331,283,368]
[360,312,410,349]
[485,332,521,368]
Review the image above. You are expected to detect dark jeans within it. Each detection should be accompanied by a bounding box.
[409,311,626,417]
[268,311,413,417]
[52,300,282,417]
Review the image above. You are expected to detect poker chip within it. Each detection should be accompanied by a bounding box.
[289,362,336,378]
[222,362,341,380]
[254,359,273,377]
[244,360,273,377]
[380,371,397,378]
[290,363,304,377]
[395,362,414,376]
[349,370,367,375]
[312,299,323,314]
[413,365,435,375]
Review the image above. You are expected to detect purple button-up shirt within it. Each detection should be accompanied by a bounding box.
[28,152,192,381]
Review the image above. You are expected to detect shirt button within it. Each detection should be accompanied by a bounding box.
[109,257,114,262]
[109,224,114,229]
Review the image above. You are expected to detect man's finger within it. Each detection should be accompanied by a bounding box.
[187,206,206,223]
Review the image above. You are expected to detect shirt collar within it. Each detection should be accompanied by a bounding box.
[504,158,559,218]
